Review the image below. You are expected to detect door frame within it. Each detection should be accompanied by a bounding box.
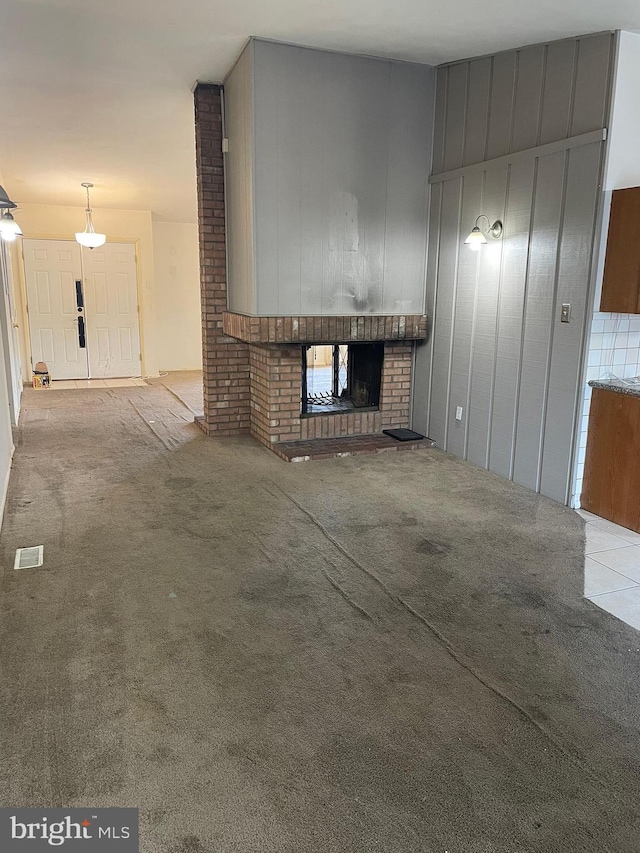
[18,234,145,380]
[0,242,22,425]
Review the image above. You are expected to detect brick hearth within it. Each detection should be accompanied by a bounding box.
[272,433,435,463]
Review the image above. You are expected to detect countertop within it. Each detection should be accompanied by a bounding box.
[589,378,640,398]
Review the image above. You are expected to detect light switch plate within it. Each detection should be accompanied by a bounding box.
[561,303,571,323]
[455,406,463,421]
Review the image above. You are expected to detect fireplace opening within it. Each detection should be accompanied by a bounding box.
[301,343,384,415]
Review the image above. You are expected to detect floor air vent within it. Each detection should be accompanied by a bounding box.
[14,545,44,570]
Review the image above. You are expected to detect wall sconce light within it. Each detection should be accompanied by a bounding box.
[464,215,503,251]
[75,182,106,249]
[0,185,22,242]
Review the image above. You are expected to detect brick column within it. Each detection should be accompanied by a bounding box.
[194,83,250,436]
[380,342,413,429]
[248,345,303,445]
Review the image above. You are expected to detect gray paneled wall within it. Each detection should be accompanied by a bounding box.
[431,33,613,175]
[413,33,614,504]
[224,39,435,317]
[224,43,256,315]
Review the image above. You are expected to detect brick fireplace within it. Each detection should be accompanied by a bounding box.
[222,311,427,449]
[193,44,431,459]
[250,341,413,444]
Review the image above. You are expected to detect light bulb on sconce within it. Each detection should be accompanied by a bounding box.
[464,215,503,250]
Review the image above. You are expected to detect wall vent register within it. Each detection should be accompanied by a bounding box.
[14,545,44,570]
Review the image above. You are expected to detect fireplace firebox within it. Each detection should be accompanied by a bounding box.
[302,343,384,415]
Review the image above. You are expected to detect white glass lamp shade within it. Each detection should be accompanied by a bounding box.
[75,184,106,249]
[0,211,23,241]
[75,208,106,248]
[464,226,487,251]
[75,229,107,249]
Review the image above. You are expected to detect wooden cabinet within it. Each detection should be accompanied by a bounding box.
[601,186,640,313]
[581,388,640,532]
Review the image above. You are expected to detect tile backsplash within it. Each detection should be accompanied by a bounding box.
[573,312,640,508]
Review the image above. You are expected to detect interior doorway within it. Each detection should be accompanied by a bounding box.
[23,239,142,380]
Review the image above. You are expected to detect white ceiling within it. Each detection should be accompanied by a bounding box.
[1,0,640,223]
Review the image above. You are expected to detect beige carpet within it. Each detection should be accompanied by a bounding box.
[1,376,638,853]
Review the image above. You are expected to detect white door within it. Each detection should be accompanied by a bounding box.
[23,239,89,380]
[82,243,142,378]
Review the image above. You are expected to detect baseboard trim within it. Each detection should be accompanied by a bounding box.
[0,444,15,531]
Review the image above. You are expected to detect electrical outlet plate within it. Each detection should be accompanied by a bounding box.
[455,406,463,421]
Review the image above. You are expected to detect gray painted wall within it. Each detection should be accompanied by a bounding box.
[412,32,614,504]
[224,42,257,315]
[224,39,435,316]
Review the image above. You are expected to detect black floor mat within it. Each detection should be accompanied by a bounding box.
[382,428,426,441]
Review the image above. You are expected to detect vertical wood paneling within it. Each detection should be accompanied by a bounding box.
[486,52,517,160]
[323,53,390,315]
[383,62,433,312]
[512,151,566,490]
[252,39,434,316]
[224,43,256,315]
[297,48,327,315]
[253,42,279,314]
[488,159,536,478]
[431,68,448,176]
[571,33,614,137]
[511,46,545,152]
[412,182,442,434]
[443,63,468,172]
[418,34,611,504]
[447,172,483,457]
[433,35,613,172]
[465,167,508,467]
[538,40,577,145]
[463,58,492,166]
[540,141,603,502]
[429,179,462,448]
[275,48,303,315]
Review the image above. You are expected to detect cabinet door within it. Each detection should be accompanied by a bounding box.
[600,186,640,313]
[582,388,640,532]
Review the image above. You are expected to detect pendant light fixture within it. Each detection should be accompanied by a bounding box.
[0,211,23,242]
[0,185,22,242]
[464,214,503,251]
[75,182,106,249]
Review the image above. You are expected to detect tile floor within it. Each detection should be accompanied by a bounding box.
[580,508,640,629]
[49,378,148,390]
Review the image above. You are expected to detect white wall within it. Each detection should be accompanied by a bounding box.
[12,203,201,379]
[152,221,202,370]
[0,169,21,526]
[14,205,201,377]
[0,242,22,423]
[604,31,640,191]
[0,242,17,526]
